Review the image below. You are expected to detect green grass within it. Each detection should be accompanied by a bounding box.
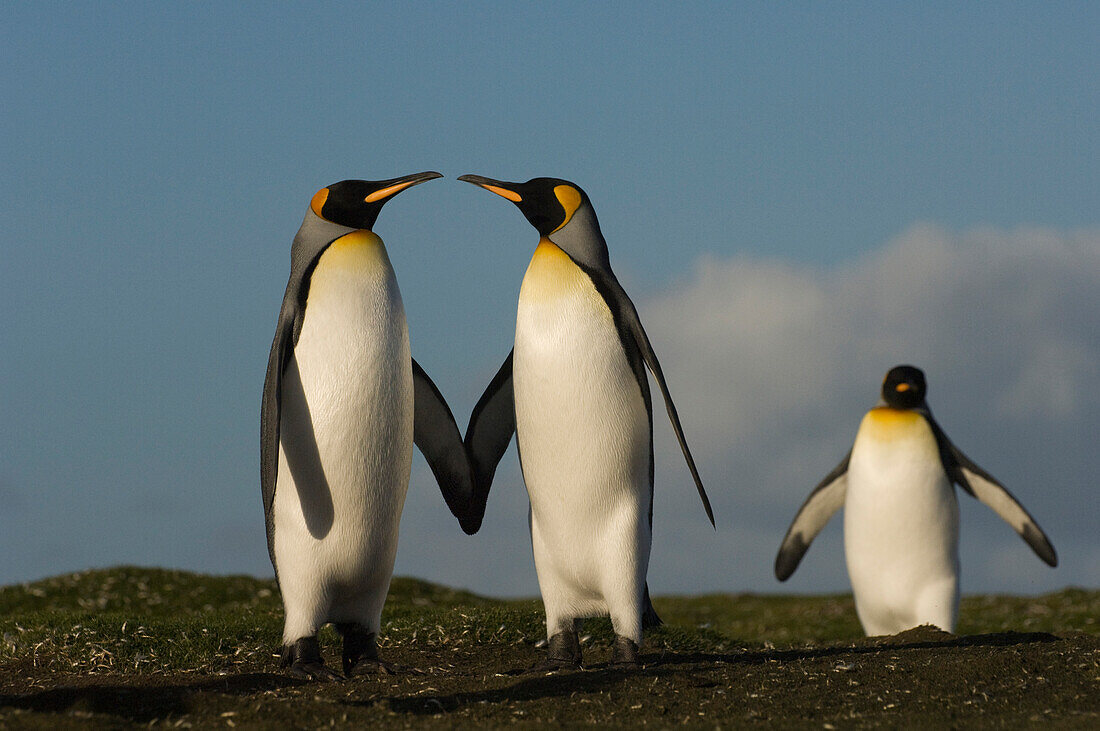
[0,568,539,675]
[2,569,1097,728]
[1,567,1096,677]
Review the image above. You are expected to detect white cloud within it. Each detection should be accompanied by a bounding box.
[641,224,1100,594]
[395,225,1099,599]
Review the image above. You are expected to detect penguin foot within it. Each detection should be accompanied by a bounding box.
[609,635,640,668]
[287,662,344,682]
[337,623,403,677]
[280,636,342,682]
[347,657,402,676]
[527,630,582,674]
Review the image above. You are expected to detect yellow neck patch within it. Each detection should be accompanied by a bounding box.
[319,230,386,271]
[520,238,584,301]
[551,185,582,232]
[862,407,926,441]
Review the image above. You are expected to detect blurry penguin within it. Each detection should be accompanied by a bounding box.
[775,365,1057,635]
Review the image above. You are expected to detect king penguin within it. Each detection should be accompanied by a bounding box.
[457,174,715,669]
[774,365,1057,635]
[260,173,479,680]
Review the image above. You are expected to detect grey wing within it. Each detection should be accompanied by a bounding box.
[601,276,715,527]
[462,350,515,525]
[259,220,350,563]
[260,300,300,560]
[412,358,481,535]
[928,418,1058,567]
[774,451,850,581]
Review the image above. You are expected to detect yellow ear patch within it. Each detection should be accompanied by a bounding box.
[552,185,582,232]
[896,383,911,392]
[310,188,329,217]
[482,184,522,202]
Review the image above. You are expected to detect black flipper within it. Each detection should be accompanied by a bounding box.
[260,283,306,568]
[774,451,851,581]
[580,269,715,527]
[462,351,516,529]
[260,216,356,571]
[412,358,481,534]
[927,415,1058,567]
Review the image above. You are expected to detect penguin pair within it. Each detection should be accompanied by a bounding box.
[775,365,1057,635]
[262,173,713,678]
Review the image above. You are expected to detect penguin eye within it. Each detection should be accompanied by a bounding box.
[310,188,330,218]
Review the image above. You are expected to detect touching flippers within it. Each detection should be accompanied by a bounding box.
[462,351,516,529]
[412,358,481,534]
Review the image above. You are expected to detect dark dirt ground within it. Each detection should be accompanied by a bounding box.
[3,628,1097,728]
[1,570,1097,728]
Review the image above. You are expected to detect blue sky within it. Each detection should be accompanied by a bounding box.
[2,3,1097,597]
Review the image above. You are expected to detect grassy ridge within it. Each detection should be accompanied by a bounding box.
[1,567,1096,676]
[2,569,1097,728]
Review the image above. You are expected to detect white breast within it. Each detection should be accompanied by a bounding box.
[844,408,959,634]
[273,231,413,639]
[513,240,650,627]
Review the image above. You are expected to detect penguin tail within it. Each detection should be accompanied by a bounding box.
[641,583,663,629]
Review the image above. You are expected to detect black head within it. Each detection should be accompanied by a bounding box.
[308,172,442,230]
[881,365,927,409]
[457,175,590,237]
